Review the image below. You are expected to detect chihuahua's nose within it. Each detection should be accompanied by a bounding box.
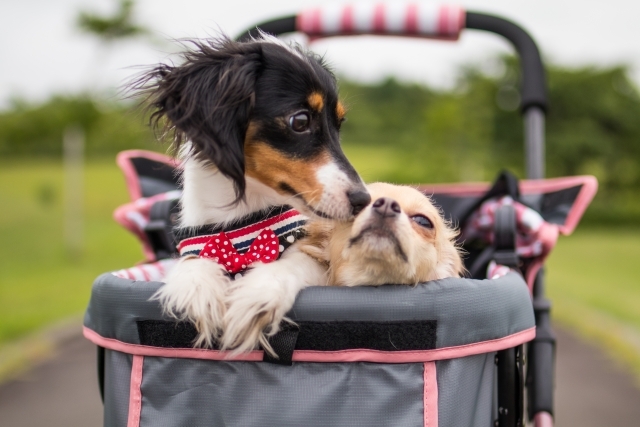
[348,190,372,216]
[372,197,401,218]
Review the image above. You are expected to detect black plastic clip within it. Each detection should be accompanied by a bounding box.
[493,204,519,269]
[144,198,180,260]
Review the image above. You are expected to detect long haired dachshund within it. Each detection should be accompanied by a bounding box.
[132,34,370,354]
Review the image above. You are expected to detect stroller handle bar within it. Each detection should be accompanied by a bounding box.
[237,3,548,179]
[236,4,546,113]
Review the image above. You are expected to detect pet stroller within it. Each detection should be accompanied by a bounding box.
[83,4,597,427]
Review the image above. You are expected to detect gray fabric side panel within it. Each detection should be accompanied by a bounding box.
[437,353,496,427]
[426,279,533,349]
[104,350,133,427]
[292,273,534,348]
[139,358,424,427]
[84,274,167,344]
[85,272,534,348]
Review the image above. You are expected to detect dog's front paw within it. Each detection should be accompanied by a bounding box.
[221,268,296,355]
[153,257,230,348]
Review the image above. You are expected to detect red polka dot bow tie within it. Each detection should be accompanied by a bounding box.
[198,229,280,274]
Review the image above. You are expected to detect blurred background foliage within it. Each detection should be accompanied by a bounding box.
[0,96,157,158]
[1,56,639,224]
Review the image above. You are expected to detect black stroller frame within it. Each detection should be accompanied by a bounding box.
[237,8,553,427]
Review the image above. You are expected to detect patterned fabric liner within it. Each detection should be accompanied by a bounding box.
[462,195,549,259]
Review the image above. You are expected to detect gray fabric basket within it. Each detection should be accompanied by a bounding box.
[84,272,535,427]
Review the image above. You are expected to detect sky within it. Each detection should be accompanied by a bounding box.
[2,0,640,108]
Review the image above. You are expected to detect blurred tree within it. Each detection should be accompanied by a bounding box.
[75,0,154,92]
[77,0,149,42]
[546,66,640,189]
[0,96,157,158]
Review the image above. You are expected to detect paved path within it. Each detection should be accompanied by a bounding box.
[1,326,639,426]
[0,333,103,427]
[554,328,640,426]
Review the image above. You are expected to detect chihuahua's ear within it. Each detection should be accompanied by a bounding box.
[434,229,465,280]
[133,38,263,201]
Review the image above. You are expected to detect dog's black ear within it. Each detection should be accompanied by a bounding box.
[134,38,263,201]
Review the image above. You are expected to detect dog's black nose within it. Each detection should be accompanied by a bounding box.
[348,190,372,216]
[372,197,401,217]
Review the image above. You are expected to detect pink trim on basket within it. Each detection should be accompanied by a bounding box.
[84,326,535,363]
[291,327,534,363]
[116,150,178,202]
[126,355,144,427]
[424,361,439,427]
[420,175,593,197]
[113,203,156,261]
[84,327,264,361]
[555,176,597,235]
[534,411,554,427]
[521,221,559,291]
[419,175,598,235]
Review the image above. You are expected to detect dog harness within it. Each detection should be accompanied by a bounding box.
[174,205,307,274]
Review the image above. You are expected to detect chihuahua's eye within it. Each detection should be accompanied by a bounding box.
[289,112,310,132]
[411,215,433,229]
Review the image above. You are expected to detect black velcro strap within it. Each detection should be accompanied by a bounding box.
[263,325,299,365]
[138,320,205,348]
[294,320,437,351]
[137,319,437,357]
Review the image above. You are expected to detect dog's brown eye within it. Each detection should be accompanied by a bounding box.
[411,215,433,229]
[289,112,310,132]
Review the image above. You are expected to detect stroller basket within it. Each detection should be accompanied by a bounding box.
[85,272,534,427]
[85,3,598,427]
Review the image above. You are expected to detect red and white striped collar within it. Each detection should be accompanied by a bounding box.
[175,205,307,258]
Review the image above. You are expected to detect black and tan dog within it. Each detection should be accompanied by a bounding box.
[133,34,370,353]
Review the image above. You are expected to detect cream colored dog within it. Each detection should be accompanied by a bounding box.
[221,182,464,355]
[301,182,464,286]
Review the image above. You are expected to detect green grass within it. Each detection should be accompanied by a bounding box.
[0,159,142,345]
[1,154,639,382]
[546,228,640,380]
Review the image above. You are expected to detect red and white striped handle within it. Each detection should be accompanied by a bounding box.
[297,3,465,40]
